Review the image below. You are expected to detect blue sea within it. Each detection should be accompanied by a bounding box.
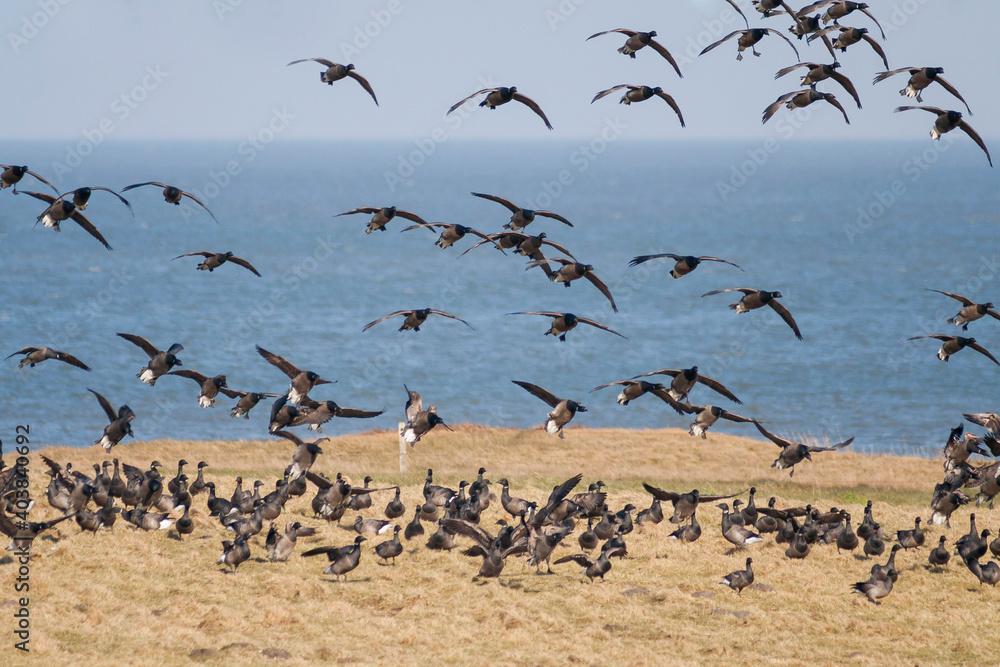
[2,138,997,457]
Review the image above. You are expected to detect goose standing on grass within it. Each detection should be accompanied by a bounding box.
[267,522,315,562]
[447,86,552,130]
[512,381,587,438]
[1,164,56,193]
[928,536,950,569]
[720,558,755,595]
[336,205,428,234]
[172,251,261,276]
[375,525,404,565]
[384,487,405,520]
[896,517,925,550]
[117,334,183,385]
[88,388,135,452]
[287,59,378,104]
[506,312,624,342]
[702,288,802,339]
[404,507,424,540]
[591,86,685,127]
[122,182,219,222]
[255,345,333,405]
[303,536,367,581]
[965,556,1000,587]
[471,192,574,230]
[628,253,743,278]
[774,62,862,108]
[873,68,971,112]
[669,510,702,542]
[837,514,859,553]
[167,370,228,408]
[6,346,91,371]
[718,503,763,548]
[585,29,683,77]
[362,308,473,332]
[699,28,800,61]
[852,561,897,604]
[752,420,854,476]
[907,335,999,365]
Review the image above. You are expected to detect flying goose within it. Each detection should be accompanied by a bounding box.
[675,403,754,439]
[88,388,135,452]
[271,430,327,479]
[220,389,281,419]
[700,28,800,61]
[775,62,861,110]
[507,312,624,342]
[288,398,384,432]
[471,192,573,230]
[585,29,682,77]
[641,484,743,524]
[590,379,673,407]
[629,366,743,404]
[443,518,526,578]
[6,346,90,371]
[554,550,613,582]
[808,27,888,69]
[873,68,970,113]
[172,251,260,276]
[893,107,991,166]
[525,257,618,312]
[18,189,129,250]
[1,164,55,193]
[752,420,854,476]
[401,221,501,250]
[591,86,685,127]
[763,90,850,124]
[907,335,999,365]
[628,253,743,278]
[512,381,587,438]
[255,345,333,405]
[287,59,378,104]
[720,558,755,595]
[362,308,473,332]
[403,385,453,446]
[926,289,1000,330]
[336,205,427,234]
[702,288,802,339]
[447,87,552,130]
[117,333,183,385]
[167,370,228,407]
[965,413,1000,438]
[798,1,886,39]
[122,182,218,222]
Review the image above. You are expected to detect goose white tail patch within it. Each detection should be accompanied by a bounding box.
[616,392,628,405]
[378,524,392,535]
[139,369,156,383]
[198,396,214,408]
[41,214,58,229]
[403,428,417,444]
[903,85,917,98]
[937,348,949,361]
[929,513,947,526]
[690,424,707,438]
[545,420,561,436]
[745,536,763,544]
[931,128,942,140]
[288,388,303,404]
[159,519,174,530]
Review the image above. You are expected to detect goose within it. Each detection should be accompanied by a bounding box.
[512,381,587,438]
[642,484,743,524]
[0,163,55,193]
[629,366,742,404]
[443,519,527,578]
[808,26,888,69]
[893,107,991,167]
[268,523,315,562]
[272,430,326,479]
[774,62,861,108]
[837,514,860,552]
[928,536,950,568]
[348,477,374,511]
[719,503,763,547]
[175,504,193,540]
[122,181,218,221]
[336,205,427,234]
[896,517,925,550]
[785,529,812,559]
[402,386,453,446]
[362,308,472,332]
[907,335,999,364]
[87,388,135,452]
[874,69,970,113]
[702,288,802,339]
[628,253,742,278]
[864,529,885,558]
[554,550,613,582]
[287,59,377,104]
[447,87,552,130]
[669,510,702,542]
[172,251,260,276]
[762,90,850,125]
[507,312,624,342]
[303,536,367,581]
[5,346,90,371]
[752,420,854,476]
[19,186,131,249]
[166,370,228,408]
[700,27,800,61]
[856,501,878,540]
[926,291,1000,331]
[798,1,886,39]
[591,85,684,127]
[404,506,425,540]
[255,345,332,405]
[116,334,183,385]
[384,487,405,520]
[222,390,281,419]
[374,525,403,565]
[524,258,618,312]
[470,192,573,230]
[579,517,599,551]
[585,29,682,77]
[720,558,755,595]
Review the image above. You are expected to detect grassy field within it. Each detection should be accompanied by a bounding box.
[7,425,1000,666]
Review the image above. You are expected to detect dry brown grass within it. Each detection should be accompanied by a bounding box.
[8,426,999,666]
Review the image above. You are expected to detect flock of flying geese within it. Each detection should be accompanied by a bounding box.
[3,1,999,604]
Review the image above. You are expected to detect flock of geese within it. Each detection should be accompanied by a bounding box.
[3,1,999,607]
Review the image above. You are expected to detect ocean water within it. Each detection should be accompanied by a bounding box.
[2,138,998,457]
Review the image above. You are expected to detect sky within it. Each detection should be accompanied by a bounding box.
[2,0,999,143]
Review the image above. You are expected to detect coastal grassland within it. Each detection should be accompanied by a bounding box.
[9,426,999,666]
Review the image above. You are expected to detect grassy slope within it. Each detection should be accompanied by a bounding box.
[10,426,1000,666]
